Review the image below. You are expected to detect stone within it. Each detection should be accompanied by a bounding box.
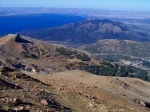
[40,99,49,106]
[13,98,22,104]
[88,102,94,107]
[18,106,24,110]
[3,106,10,111]
[118,109,124,112]
[14,106,24,111]
[26,105,31,110]
[140,100,146,107]
[58,88,64,90]
[78,91,83,94]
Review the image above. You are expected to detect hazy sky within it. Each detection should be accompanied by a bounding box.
[0,0,150,11]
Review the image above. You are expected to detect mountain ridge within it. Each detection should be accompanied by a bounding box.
[20,19,150,45]
[0,34,149,82]
[80,39,150,58]
[0,34,97,72]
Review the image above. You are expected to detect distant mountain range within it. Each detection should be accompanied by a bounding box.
[20,19,150,45]
[1,7,150,19]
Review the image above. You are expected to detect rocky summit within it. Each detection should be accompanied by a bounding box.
[0,34,96,73]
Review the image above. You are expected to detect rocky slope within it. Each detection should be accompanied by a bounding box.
[0,67,71,111]
[29,70,150,112]
[0,34,96,72]
[0,66,150,112]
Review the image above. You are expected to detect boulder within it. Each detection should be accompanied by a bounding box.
[40,99,49,106]
[13,98,22,104]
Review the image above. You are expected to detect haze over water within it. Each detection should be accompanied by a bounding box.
[0,14,86,36]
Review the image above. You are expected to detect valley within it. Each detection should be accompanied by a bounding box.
[17,18,150,74]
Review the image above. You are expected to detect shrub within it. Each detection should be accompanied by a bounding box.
[56,47,77,56]
[75,53,91,61]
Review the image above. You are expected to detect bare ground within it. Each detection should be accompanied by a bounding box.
[28,70,150,112]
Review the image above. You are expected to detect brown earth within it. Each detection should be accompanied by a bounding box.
[0,34,97,72]
[0,67,72,112]
[0,34,150,112]
[29,70,150,112]
[0,66,150,111]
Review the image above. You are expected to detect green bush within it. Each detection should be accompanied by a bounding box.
[56,47,77,56]
[142,61,150,67]
[75,53,91,61]
[79,63,149,81]
[20,51,38,59]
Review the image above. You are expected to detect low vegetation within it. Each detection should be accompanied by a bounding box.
[79,61,150,81]
[142,61,150,67]
[20,51,38,59]
[56,47,77,56]
[56,47,91,61]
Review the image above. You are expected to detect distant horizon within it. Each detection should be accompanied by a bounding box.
[0,7,150,13]
[0,0,150,12]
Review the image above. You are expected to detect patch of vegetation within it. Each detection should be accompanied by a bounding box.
[75,53,91,61]
[56,47,91,61]
[142,61,150,67]
[97,54,132,62]
[101,61,114,68]
[20,51,38,59]
[56,47,77,56]
[79,61,150,81]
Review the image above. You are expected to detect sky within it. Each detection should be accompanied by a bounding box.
[0,0,150,12]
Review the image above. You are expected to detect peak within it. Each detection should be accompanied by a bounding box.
[13,34,32,43]
[3,33,20,41]
[14,33,21,42]
[15,33,20,38]
[0,34,33,44]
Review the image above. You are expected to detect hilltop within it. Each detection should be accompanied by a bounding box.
[0,34,96,73]
[80,39,150,58]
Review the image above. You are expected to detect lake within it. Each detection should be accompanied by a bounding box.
[0,14,87,36]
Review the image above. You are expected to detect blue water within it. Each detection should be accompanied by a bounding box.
[0,14,86,36]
